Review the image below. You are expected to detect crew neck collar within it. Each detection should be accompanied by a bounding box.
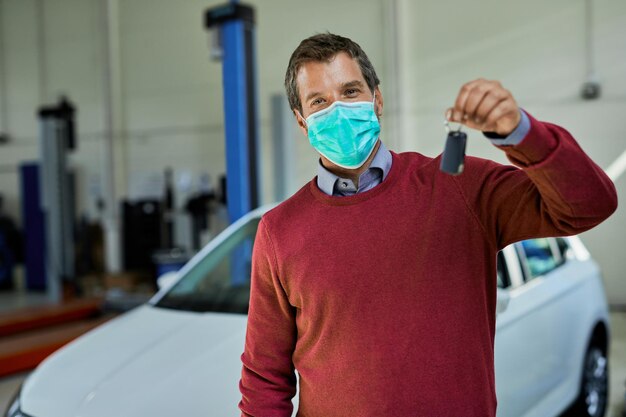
[309,151,400,206]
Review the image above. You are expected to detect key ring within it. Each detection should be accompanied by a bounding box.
[444,118,464,134]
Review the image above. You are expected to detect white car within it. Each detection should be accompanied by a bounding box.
[5,205,610,417]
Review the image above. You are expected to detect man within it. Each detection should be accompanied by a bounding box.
[239,33,617,417]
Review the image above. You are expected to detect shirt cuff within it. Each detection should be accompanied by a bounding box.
[483,109,530,146]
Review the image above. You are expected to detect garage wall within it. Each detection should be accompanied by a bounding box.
[394,0,626,306]
[118,0,226,203]
[0,0,228,224]
[0,0,44,223]
[0,0,389,219]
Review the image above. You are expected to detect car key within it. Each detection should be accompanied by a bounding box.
[440,120,467,176]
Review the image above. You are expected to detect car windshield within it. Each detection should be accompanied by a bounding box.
[155,217,260,314]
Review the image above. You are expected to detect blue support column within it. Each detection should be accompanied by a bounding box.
[223,21,251,223]
[206,2,260,225]
[205,3,259,285]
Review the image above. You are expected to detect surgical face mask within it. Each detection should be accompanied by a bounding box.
[303,94,380,169]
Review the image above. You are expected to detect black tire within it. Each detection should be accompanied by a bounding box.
[561,344,609,417]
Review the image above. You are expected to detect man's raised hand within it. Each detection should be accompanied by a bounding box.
[447,79,521,136]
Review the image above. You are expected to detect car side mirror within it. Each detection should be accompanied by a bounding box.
[157,271,179,291]
[496,288,511,315]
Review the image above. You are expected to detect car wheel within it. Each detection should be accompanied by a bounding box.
[562,345,609,417]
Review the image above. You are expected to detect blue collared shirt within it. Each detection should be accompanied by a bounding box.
[316,110,531,197]
[317,141,393,196]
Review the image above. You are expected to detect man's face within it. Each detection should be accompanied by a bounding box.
[294,52,383,134]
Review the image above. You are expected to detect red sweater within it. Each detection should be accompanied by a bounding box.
[239,114,617,417]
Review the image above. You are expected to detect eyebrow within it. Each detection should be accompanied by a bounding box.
[305,90,324,103]
[340,80,365,90]
[304,80,366,103]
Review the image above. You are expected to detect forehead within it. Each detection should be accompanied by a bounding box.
[296,52,365,96]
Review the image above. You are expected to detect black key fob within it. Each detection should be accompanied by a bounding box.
[440,130,467,175]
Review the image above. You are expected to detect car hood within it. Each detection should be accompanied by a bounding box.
[21,304,248,417]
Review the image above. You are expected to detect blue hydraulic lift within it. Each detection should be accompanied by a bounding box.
[204,2,260,284]
[204,1,260,225]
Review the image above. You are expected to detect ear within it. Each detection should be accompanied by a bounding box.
[293,109,309,137]
[374,86,384,117]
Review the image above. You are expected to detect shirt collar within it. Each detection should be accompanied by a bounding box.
[316,141,392,196]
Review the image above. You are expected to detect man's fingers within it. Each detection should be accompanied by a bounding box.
[449,79,520,134]
[446,106,481,132]
[454,79,505,123]
[453,79,482,120]
[483,101,518,133]
[446,107,463,123]
[463,82,500,121]
[474,92,507,124]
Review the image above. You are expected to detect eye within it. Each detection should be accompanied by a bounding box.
[345,88,359,97]
[311,97,325,107]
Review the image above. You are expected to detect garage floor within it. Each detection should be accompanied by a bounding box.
[1,311,625,416]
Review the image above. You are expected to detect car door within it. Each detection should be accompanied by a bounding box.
[495,238,568,417]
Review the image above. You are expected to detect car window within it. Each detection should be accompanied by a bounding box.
[519,238,558,280]
[155,217,260,314]
[496,251,510,288]
[555,237,571,260]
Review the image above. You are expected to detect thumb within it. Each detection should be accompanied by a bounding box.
[445,107,482,131]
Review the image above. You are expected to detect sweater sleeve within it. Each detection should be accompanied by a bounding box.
[239,218,298,417]
[455,112,618,250]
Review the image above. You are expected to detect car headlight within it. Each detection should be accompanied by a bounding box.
[4,385,32,417]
